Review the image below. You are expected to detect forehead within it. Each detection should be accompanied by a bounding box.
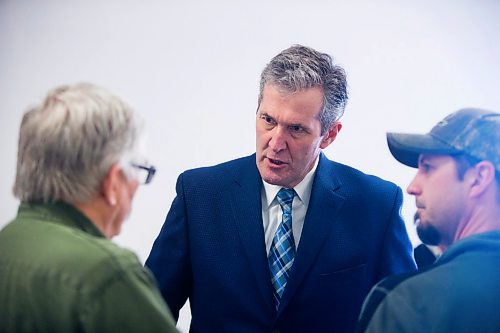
[259,84,324,119]
[418,154,456,166]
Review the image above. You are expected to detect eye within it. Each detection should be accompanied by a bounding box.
[259,113,275,126]
[289,125,306,134]
[420,163,432,173]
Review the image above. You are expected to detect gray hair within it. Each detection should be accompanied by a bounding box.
[258,44,348,135]
[13,83,143,204]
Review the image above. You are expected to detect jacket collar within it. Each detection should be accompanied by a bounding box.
[17,201,105,238]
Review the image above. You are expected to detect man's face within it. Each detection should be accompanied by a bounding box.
[256,84,340,188]
[407,154,468,247]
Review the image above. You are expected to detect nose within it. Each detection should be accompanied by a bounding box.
[406,173,421,196]
[268,127,287,152]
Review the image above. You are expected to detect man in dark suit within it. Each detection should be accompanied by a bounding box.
[146,44,416,332]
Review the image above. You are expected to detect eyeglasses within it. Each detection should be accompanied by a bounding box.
[131,163,157,185]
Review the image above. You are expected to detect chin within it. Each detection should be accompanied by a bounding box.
[264,176,288,187]
[416,223,441,246]
[262,176,281,186]
[260,169,278,183]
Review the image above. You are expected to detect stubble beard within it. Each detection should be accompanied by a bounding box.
[414,211,441,246]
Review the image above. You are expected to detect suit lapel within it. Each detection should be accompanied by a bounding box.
[278,153,346,312]
[228,155,275,310]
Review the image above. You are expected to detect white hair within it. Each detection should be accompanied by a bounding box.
[13,83,144,204]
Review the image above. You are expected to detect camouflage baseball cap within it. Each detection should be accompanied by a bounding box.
[387,108,500,172]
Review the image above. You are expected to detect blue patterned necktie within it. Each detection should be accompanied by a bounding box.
[268,187,296,309]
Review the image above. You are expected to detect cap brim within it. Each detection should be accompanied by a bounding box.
[386,132,461,168]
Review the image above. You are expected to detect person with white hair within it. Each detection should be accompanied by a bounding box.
[0,83,177,332]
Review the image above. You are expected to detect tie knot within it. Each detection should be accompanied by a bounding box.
[276,188,294,213]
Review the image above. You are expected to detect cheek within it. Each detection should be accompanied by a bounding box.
[294,140,319,158]
[256,130,270,148]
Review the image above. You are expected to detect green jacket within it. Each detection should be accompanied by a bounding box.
[0,202,178,332]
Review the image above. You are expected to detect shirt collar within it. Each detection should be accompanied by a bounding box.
[18,201,106,238]
[262,155,319,207]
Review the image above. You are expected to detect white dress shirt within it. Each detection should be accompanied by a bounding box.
[261,157,319,255]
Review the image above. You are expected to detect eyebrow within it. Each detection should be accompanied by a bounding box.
[419,154,443,166]
[418,155,428,164]
[259,111,309,127]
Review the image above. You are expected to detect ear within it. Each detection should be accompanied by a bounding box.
[467,161,496,199]
[320,121,342,149]
[101,164,122,207]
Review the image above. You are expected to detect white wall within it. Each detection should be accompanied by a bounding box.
[1,1,499,331]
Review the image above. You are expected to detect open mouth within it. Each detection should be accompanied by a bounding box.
[268,158,286,165]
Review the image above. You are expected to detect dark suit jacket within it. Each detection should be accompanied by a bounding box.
[146,153,416,332]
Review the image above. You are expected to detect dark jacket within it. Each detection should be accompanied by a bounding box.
[147,153,416,332]
[358,231,500,333]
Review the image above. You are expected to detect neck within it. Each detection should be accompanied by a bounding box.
[73,197,115,239]
[453,201,500,244]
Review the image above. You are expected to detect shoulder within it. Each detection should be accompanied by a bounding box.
[378,262,448,298]
[184,154,254,174]
[65,231,143,277]
[56,227,145,284]
[179,154,256,184]
[0,218,146,292]
[358,266,440,332]
[57,232,152,299]
[357,269,421,329]
[320,155,400,195]
[361,252,500,332]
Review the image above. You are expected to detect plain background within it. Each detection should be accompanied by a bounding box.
[1,0,499,331]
